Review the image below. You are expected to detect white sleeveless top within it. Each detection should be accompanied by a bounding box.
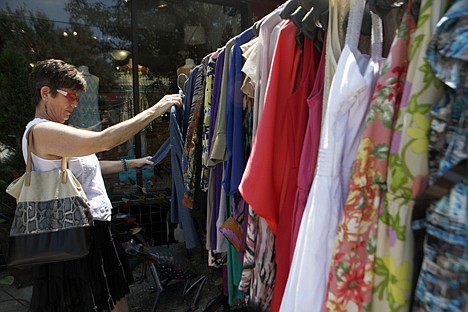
[22,118,113,221]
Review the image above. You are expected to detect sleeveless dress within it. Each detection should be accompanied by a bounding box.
[280,0,384,310]
[324,10,416,312]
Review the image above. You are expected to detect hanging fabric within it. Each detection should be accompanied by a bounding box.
[324,8,416,311]
[321,0,351,122]
[280,0,384,310]
[371,0,447,311]
[239,17,315,311]
[182,58,207,209]
[412,0,468,310]
[237,7,286,311]
[290,35,327,255]
[203,51,221,251]
[224,27,256,304]
[170,67,200,250]
[206,50,226,252]
[168,1,465,310]
[223,28,255,196]
[209,38,235,166]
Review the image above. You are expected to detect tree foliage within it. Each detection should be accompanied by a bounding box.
[65,0,241,74]
[0,43,31,153]
[0,5,116,210]
[0,0,243,210]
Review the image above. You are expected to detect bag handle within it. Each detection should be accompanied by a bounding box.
[25,125,69,186]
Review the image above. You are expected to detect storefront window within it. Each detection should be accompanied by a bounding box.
[0,0,246,192]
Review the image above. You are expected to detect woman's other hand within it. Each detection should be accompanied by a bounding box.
[128,156,154,169]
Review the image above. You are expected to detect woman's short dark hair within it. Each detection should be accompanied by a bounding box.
[29,59,87,107]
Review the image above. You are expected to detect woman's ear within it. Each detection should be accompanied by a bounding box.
[40,86,51,100]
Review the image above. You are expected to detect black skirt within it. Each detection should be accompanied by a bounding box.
[29,221,134,312]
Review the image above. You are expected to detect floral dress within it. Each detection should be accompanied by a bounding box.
[371,1,447,311]
[324,11,415,312]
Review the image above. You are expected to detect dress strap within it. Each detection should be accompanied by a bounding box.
[345,0,366,49]
[371,12,383,59]
[345,0,383,59]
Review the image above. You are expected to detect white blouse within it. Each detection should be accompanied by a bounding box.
[22,118,113,221]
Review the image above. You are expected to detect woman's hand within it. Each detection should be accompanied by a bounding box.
[100,156,155,175]
[127,156,154,169]
[152,94,183,113]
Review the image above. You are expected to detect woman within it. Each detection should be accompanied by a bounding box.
[24,59,182,312]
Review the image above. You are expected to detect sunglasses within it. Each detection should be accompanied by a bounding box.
[56,89,80,103]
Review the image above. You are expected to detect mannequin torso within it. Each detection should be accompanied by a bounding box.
[177,58,195,77]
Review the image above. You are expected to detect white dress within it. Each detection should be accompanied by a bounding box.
[280,0,384,310]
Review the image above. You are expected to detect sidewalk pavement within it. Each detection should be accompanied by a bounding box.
[0,242,236,311]
[0,283,31,312]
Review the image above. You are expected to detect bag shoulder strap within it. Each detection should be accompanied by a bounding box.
[25,125,69,186]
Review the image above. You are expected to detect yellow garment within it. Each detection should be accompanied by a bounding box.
[372,1,447,311]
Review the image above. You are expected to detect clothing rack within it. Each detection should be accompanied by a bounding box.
[173,0,467,311]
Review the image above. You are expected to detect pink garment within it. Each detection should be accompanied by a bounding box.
[323,12,415,311]
[290,37,327,258]
[239,21,319,311]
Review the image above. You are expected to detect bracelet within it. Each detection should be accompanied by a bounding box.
[121,159,129,171]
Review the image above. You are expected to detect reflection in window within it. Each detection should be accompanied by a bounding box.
[0,0,245,186]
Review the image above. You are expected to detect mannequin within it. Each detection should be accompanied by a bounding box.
[79,65,90,75]
[177,58,195,77]
[68,65,101,131]
[177,58,195,93]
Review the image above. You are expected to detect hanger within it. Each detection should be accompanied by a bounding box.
[368,0,411,56]
[302,8,318,38]
[298,0,315,10]
[253,16,265,36]
[280,0,300,19]
[301,0,329,35]
[368,0,408,18]
[290,6,308,30]
[361,2,372,36]
[298,0,329,11]
[301,8,329,49]
[342,0,409,38]
[253,1,289,36]
[177,73,188,95]
[280,0,329,46]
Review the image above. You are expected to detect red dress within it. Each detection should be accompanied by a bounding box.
[239,21,319,311]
